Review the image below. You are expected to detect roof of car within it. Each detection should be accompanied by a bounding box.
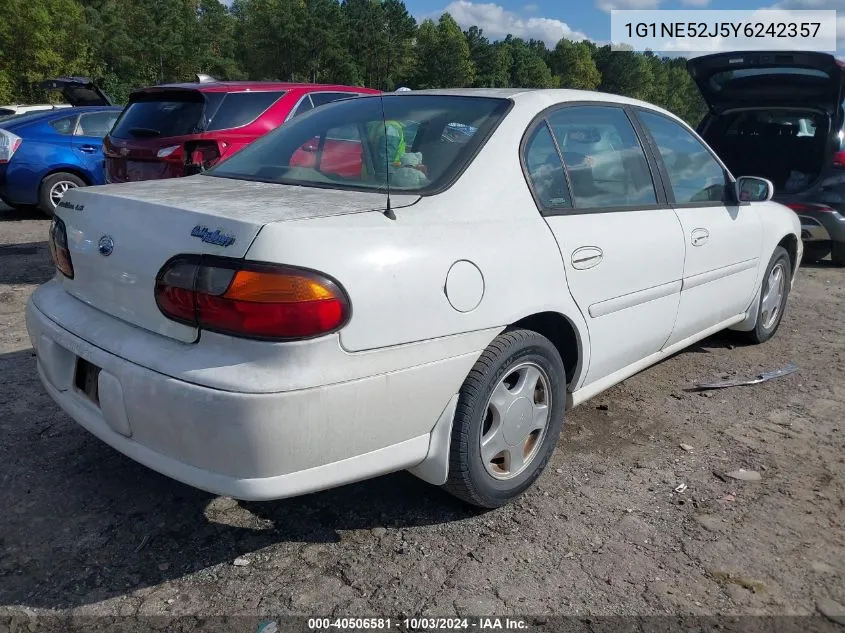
[135,82,380,94]
[401,88,679,119]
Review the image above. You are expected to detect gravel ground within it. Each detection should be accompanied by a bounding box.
[1,203,843,626]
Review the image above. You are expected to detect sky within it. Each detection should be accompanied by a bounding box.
[411,0,845,53]
[220,0,845,54]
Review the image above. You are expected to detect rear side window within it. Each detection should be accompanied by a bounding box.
[290,95,314,119]
[523,124,570,211]
[638,110,727,204]
[49,115,77,135]
[206,91,284,131]
[75,111,119,137]
[546,106,656,209]
[309,92,357,108]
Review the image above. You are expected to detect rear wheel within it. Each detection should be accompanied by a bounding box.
[39,172,85,217]
[743,246,791,344]
[802,243,830,264]
[831,242,845,266]
[443,329,566,508]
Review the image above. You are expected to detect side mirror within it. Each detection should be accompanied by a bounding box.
[735,176,774,202]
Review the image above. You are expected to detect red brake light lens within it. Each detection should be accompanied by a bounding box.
[155,257,351,340]
[785,202,836,213]
[48,217,74,279]
[833,151,845,167]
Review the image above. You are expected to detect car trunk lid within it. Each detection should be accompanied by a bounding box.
[687,51,845,113]
[54,176,414,344]
[38,77,112,107]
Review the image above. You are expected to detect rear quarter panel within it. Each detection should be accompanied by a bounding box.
[3,124,92,202]
[246,94,592,388]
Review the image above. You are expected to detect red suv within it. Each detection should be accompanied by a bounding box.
[103,79,379,183]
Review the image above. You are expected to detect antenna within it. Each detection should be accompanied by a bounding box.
[378,14,396,221]
[378,93,395,220]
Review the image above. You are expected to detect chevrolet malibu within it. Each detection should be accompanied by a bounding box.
[26,89,802,508]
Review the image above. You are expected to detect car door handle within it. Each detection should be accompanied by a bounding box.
[78,145,99,153]
[571,246,603,270]
[690,228,710,247]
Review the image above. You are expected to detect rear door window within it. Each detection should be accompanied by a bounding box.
[638,110,728,204]
[546,106,657,209]
[206,91,284,131]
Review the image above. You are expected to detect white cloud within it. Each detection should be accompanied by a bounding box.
[596,0,661,13]
[523,3,540,13]
[771,0,845,49]
[680,0,711,6]
[429,0,591,47]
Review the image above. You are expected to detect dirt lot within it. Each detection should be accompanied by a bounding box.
[1,203,843,627]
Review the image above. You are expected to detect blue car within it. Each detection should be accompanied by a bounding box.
[0,78,121,216]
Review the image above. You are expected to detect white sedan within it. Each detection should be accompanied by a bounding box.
[26,89,801,508]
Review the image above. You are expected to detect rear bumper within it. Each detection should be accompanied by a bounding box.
[0,161,38,206]
[25,293,479,500]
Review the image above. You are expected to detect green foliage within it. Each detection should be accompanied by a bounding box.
[549,39,600,90]
[0,0,708,125]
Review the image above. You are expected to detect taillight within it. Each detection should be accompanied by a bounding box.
[155,256,351,340]
[833,151,845,167]
[185,141,221,175]
[786,202,837,213]
[48,217,74,279]
[0,129,22,163]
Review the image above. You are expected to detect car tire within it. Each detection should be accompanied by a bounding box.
[802,243,830,264]
[831,242,845,266]
[443,328,566,508]
[39,172,85,217]
[743,246,792,344]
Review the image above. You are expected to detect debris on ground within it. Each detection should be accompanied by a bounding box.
[233,556,251,567]
[817,598,845,625]
[710,571,766,593]
[693,362,798,390]
[679,443,694,452]
[371,527,387,537]
[674,483,688,493]
[715,469,762,482]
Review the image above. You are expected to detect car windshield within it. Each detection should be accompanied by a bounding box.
[206,94,510,194]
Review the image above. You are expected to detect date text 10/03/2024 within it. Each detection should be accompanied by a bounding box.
[305,618,530,630]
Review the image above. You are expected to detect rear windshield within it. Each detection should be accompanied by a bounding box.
[110,90,284,139]
[206,95,510,194]
[709,67,830,91]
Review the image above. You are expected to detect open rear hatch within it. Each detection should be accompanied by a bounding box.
[38,77,112,107]
[687,51,845,113]
[52,176,409,344]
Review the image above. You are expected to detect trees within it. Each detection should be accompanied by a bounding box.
[549,39,601,90]
[0,0,708,126]
[411,15,474,89]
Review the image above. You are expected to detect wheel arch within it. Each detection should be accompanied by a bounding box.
[777,233,799,274]
[509,311,584,387]
[39,166,92,195]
